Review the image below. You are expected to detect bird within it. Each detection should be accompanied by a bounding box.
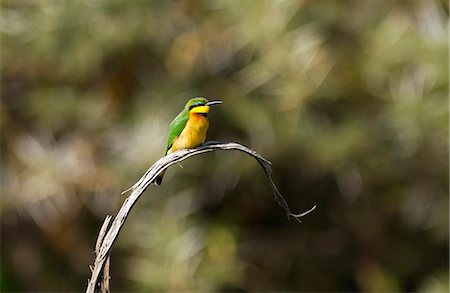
[155,97,222,185]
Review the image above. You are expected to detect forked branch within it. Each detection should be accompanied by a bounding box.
[86,141,316,293]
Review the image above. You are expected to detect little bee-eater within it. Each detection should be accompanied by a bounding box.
[155,97,222,185]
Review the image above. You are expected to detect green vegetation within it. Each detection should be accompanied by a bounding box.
[1,0,448,291]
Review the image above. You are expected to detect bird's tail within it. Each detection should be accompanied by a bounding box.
[155,170,165,186]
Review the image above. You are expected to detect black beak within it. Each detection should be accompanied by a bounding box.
[206,100,223,106]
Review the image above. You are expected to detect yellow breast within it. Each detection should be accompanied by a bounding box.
[168,113,209,153]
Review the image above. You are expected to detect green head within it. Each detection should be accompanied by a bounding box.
[184,97,222,115]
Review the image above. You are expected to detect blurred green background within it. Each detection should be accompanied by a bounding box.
[1,0,448,292]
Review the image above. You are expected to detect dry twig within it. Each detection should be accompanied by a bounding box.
[86,141,315,293]
[89,215,112,293]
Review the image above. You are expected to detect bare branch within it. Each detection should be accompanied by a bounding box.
[90,216,112,293]
[86,141,315,293]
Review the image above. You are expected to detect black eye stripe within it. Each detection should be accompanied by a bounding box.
[189,102,205,110]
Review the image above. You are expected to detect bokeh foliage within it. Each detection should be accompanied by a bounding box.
[1,0,448,292]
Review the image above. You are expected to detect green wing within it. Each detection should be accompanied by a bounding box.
[165,109,188,154]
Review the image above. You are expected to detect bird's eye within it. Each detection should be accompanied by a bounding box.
[189,102,204,110]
